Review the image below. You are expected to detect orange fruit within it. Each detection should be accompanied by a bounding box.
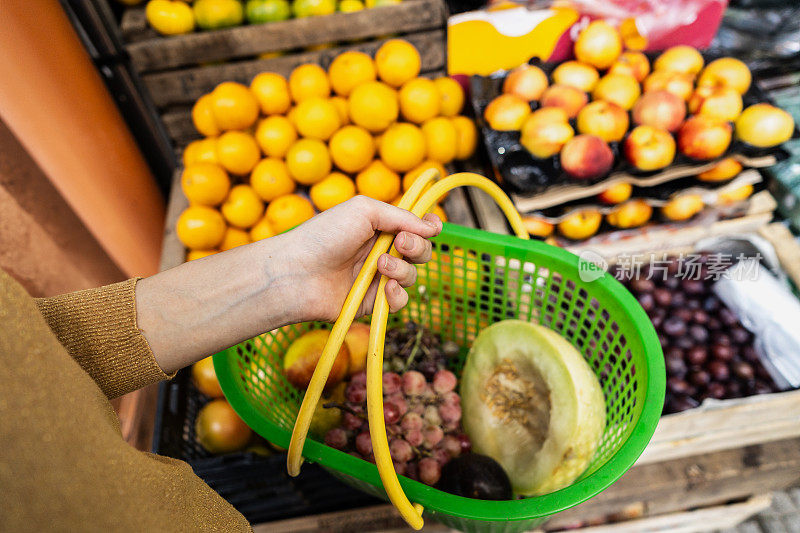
[266,193,315,233]
[292,97,341,140]
[176,205,227,249]
[403,160,447,193]
[451,116,477,160]
[399,77,440,124]
[328,51,377,97]
[181,163,231,206]
[286,139,331,185]
[348,81,398,133]
[221,184,265,228]
[186,249,218,261]
[249,215,276,241]
[250,72,291,115]
[289,63,330,103]
[195,400,252,454]
[421,117,457,163]
[250,158,296,202]
[192,356,224,398]
[434,77,464,117]
[310,172,356,210]
[183,138,219,167]
[210,81,259,131]
[379,122,426,172]
[375,39,421,87]
[220,226,252,250]
[329,125,375,173]
[254,115,297,158]
[373,132,384,151]
[356,160,400,202]
[192,94,221,136]
[216,131,261,175]
[330,96,350,125]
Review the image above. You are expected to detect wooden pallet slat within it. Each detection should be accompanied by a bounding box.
[144,29,446,109]
[126,0,446,72]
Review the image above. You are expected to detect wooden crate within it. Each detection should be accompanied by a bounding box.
[118,0,447,148]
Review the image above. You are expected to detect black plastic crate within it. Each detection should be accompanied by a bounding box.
[152,369,381,526]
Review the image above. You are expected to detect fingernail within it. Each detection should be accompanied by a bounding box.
[424,219,438,229]
[396,233,406,249]
[382,255,395,271]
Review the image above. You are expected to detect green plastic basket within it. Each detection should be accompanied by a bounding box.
[214,223,665,533]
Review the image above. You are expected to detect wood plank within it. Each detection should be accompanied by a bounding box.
[144,30,446,108]
[127,0,446,72]
[119,6,154,43]
[466,187,511,235]
[759,222,800,288]
[441,187,476,228]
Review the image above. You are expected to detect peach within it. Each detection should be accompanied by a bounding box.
[576,100,629,143]
[609,51,651,83]
[698,157,742,182]
[661,194,704,221]
[503,64,549,101]
[632,90,686,132]
[597,182,633,204]
[592,73,641,111]
[283,329,350,391]
[643,71,695,101]
[521,121,574,159]
[606,199,653,228]
[552,61,600,92]
[688,85,743,122]
[560,134,614,180]
[484,94,531,131]
[540,84,589,119]
[678,116,732,160]
[620,17,647,51]
[574,20,623,70]
[718,184,754,205]
[735,103,795,148]
[521,107,569,137]
[698,57,751,95]
[557,209,602,240]
[653,45,704,75]
[344,322,370,375]
[624,125,676,171]
[522,216,554,238]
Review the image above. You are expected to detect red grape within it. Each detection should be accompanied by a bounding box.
[422,425,444,449]
[432,447,450,465]
[383,372,402,394]
[418,457,441,485]
[439,403,462,424]
[390,438,414,462]
[346,382,367,403]
[342,412,364,431]
[441,434,461,458]
[405,461,419,481]
[457,434,471,454]
[410,402,425,415]
[404,428,423,447]
[402,371,427,396]
[393,461,407,476]
[325,428,348,450]
[440,391,461,406]
[424,405,442,426]
[401,412,423,432]
[350,371,367,387]
[387,392,408,416]
[384,402,401,425]
[355,431,373,456]
[432,369,457,393]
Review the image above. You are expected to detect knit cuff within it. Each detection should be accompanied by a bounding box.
[35,278,173,399]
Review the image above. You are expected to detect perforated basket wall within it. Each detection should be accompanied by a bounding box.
[215,223,664,533]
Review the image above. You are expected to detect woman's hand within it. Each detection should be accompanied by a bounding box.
[136,196,442,373]
[284,196,442,322]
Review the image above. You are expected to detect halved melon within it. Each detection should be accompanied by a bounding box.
[460,320,605,496]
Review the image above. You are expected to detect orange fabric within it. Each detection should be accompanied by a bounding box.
[0,2,164,276]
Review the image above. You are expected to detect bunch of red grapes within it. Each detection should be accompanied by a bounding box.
[325,368,471,486]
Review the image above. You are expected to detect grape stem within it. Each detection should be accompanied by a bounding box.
[403,328,425,372]
[323,401,363,417]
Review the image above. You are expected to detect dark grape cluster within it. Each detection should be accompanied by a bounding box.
[324,367,471,486]
[383,321,461,379]
[616,254,779,414]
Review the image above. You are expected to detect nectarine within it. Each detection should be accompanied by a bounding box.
[484,94,531,131]
[503,64,549,101]
[557,209,602,240]
[606,199,652,228]
[592,73,641,111]
[654,45,704,75]
[688,85,743,122]
[698,57,751,95]
[574,20,622,70]
[609,51,651,83]
[344,322,370,375]
[718,184,754,205]
[597,182,633,204]
[577,100,629,143]
[522,216,554,238]
[540,84,589,119]
[552,61,600,92]
[678,116,732,160]
[632,90,686,132]
[698,157,742,182]
[735,103,795,148]
[560,134,614,180]
[283,329,350,391]
[521,107,569,137]
[661,194,704,221]
[624,125,676,171]
[643,71,695,101]
[521,121,574,159]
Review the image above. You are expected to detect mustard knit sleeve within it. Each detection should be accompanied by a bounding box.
[35,278,173,399]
